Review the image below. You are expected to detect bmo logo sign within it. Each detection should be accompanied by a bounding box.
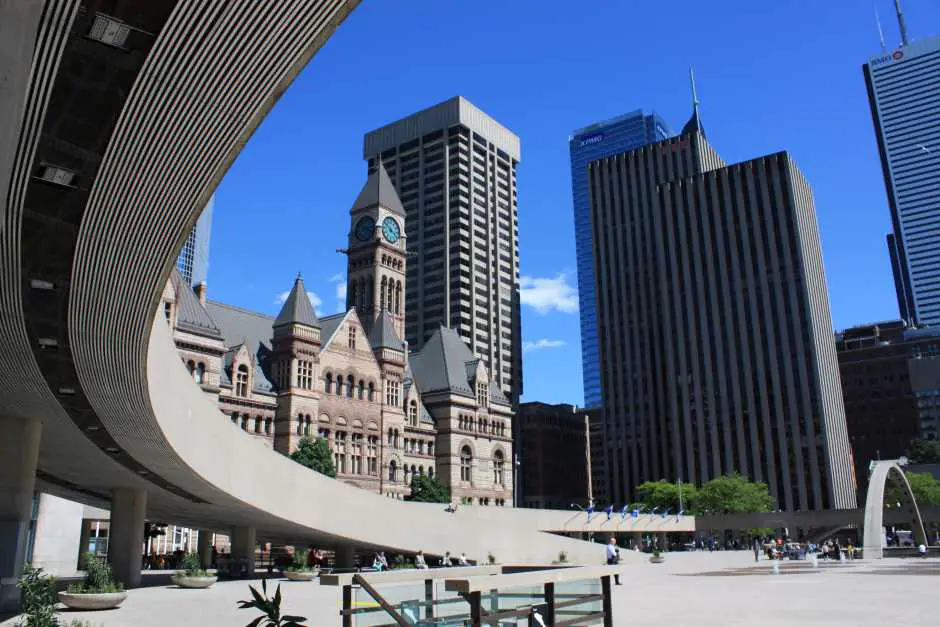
[871,49,905,67]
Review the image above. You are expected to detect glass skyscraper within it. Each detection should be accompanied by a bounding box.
[864,35,940,326]
[570,111,670,407]
[176,196,214,286]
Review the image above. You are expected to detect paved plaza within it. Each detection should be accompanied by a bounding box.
[2,552,936,626]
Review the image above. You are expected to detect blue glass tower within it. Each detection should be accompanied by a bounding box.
[177,196,214,286]
[570,111,671,408]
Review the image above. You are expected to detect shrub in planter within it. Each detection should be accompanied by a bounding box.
[238,579,306,626]
[283,549,315,581]
[17,564,58,627]
[649,550,665,564]
[170,552,217,589]
[58,554,126,610]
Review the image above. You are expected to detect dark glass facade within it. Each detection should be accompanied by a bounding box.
[569,111,670,408]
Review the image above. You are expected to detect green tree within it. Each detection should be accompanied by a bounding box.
[635,480,697,513]
[289,437,336,478]
[694,474,774,515]
[905,438,940,464]
[886,471,940,507]
[406,474,450,503]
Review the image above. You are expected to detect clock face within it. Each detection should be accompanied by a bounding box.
[354,216,375,242]
[382,217,401,243]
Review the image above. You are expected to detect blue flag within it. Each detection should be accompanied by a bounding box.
[631,509,639,520]
[587,503,595,522]
[605,504,613,520]
[620,505,629,521]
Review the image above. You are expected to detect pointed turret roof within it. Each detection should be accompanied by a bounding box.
[680,66,705,138]
[369,309,405,351]
[351,163,405,217]
[273,274,319,328]
[169,267,222,339]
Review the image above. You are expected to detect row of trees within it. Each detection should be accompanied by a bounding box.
[633,473,775,516]
[288,436,451,503]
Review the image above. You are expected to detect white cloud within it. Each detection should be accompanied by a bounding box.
[523,338,567,353]
[519,274,578,314]
[328,273,344,283]
[336,280,347,301]
[274,290,322,316]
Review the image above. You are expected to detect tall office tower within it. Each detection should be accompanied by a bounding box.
[363,96,522,404]
[570,112,671,408]
[863,3,940,326]
[176,196,214,286]
[589,95,857,511]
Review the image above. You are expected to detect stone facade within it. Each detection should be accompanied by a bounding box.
[161,166,513,504]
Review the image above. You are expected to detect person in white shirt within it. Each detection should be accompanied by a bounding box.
[606,537,622,585]
[458,552,469,566]
[415,551,428,569]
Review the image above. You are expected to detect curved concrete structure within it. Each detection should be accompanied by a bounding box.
[862,460,927,559]
[1,1,668,597]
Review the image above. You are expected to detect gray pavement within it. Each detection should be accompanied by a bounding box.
[3,552,936,626]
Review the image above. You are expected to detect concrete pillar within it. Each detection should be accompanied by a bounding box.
[335,545,355,569]
[197,530,213,569]
[30,494,84,577]
[0,417,41,612]
[231,526,256,574]
[108,488,146,589]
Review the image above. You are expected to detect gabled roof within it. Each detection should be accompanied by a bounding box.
[319,310,352,351]
[205,301,276,395]
[273,275,319,329]
[170,268,221,339]
[351,163,405,217]
[369,309,405,351]
[409,325,509,405]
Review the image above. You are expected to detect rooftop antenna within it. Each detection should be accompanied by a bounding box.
[876,5,887,51]
[689,66,700,116]
[895,0,910,46]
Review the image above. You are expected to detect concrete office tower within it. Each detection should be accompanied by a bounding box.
[570,112,671,408]
[864,27,940,325]
[588,101,856,511]
[176,196,213,286]
[363,97,522,404]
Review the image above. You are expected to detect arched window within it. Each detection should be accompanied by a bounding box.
[265,418,272,435]
[387,428,394,446]
[380,277,387,310]
[460,446,472,483]
[411,465,417,479]
[346,375,354,398]
[358,380,365,400]
[395,281,402,314]
[187,360,195,376]
[493,450,505,486]
[368,382,375,402]
[325,373,333,394]
[236,364,249,397]
[403,465,410,484]
[240,415,249,431]
[254,416,262,434]
[409,400,418,426]
[231,412,238,424]
[394,429,400,448]
[419,466,425,476]
[304,416,312,436]
[428,442,434,456]
[389,461,397,483]
[296,414,303,436]
[194,363,205,384]
[428,467,434,479]
[335,375,343,397]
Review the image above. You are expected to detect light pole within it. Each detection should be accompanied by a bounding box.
[513,454,521,507]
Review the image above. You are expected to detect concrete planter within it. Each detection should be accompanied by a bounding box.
[649,554,665,564]
[284,570,315,581]
[171,574,218,589]
[58,591,127,610]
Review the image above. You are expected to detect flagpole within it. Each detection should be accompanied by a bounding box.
[678,477,684,514]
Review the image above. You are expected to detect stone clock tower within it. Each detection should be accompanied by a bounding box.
[346,164,407,338]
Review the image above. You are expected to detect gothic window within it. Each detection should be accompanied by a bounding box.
[493,450,505,486]
[395,281,402,314]
[387,428,394,446]
[296,413,303,436]
[348,326,357,349]
[409,400,418,426]
[389,460,398,482]
[358,380,365,400]
[368,381,375,402]
[254,416,262,434]
[304,416,312,436]
[265,418,272,435]
[476,382,488,408]
[194,363,205,384]
[380,277,388,311]
[240,415,249,431]
[394,429,400,448]
[346,375,355,398]
[428,442,434,456]
[236,364,249,397]
[187,360,195,376]
[460,447,472,483]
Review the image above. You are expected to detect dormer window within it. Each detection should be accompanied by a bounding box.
[477,383,489,409]
[236,364,249,397]
[409,400,418,426]
[348,326,357,349]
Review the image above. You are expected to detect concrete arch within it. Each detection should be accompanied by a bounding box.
[863,460,928,558]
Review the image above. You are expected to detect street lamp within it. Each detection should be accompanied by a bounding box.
[513,454,521,507]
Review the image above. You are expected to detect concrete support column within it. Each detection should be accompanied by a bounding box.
[108,488,146,589]
[0,418,41,612]
[197,530,213,569]
[231,526,256,574]
[335,545,355,569]
[30,494,84,577]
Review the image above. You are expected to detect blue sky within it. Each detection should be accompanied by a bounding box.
[207,0,940,406]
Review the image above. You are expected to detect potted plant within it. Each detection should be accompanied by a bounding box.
[58,553,127,610]
[649,549,665,564]
[171,552,217,589]
[238,579,306,626]
[283,548,315,582]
